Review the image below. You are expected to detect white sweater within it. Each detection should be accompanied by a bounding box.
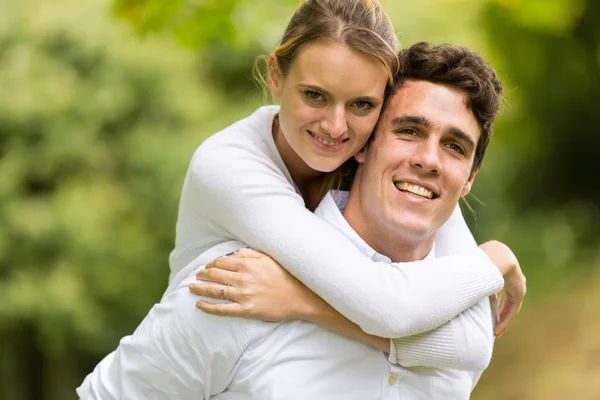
[76,193,493,399]
[170,105,503,340]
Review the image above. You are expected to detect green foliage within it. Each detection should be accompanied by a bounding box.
[0,0,261,398]
[482,0,599,212]
[113,0,297,93]
[464,0,600,291]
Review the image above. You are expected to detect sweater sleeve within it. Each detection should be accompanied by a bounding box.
[389,296,495,370]
[189,142,503,338]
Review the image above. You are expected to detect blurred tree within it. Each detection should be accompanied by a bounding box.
[0,0,251,398]
[461,0,600,281]
[114,0,297,94]
[482,0,599,230]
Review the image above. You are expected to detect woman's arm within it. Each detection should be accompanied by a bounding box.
[192,248,498,370]
[189,142,504,338]
[308,296,496,371]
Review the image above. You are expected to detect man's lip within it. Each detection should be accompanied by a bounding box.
[393,179,440,198]
[307,130,348,144]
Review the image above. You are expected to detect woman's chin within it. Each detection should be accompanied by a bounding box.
[306,158,345,174]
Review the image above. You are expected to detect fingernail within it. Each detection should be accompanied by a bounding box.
[196,301,203,308]
[189,283,195,291]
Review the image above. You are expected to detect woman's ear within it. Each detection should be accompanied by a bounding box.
[267,54,283,99]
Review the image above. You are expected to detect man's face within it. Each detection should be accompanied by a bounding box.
[353,80,480,242]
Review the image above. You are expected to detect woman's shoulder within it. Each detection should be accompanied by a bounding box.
[196,105,279,156]
[187,105,291,188]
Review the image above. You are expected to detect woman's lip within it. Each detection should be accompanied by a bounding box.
[307,130,348,153]
[308,130,347,144]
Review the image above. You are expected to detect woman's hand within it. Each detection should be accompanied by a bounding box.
[190,248,391,352]
[190,248,324,321]
[479,240,527,338]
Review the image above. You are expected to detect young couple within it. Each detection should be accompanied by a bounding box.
[78,0,526,398]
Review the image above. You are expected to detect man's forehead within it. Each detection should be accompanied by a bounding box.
[381,80,479,138]
[388,80,469,111]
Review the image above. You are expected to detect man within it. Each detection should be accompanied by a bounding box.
[78,42,508,399]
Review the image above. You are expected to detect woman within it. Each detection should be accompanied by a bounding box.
[171,0,525,361]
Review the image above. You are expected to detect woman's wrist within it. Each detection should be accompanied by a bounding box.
[479,240,518,277]
[295,292,335,323]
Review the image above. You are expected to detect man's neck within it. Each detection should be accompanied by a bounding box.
[342,191,435,263]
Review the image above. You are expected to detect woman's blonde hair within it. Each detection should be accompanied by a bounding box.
[254,0,399,198]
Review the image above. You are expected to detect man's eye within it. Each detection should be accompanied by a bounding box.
[398,128,417,136]
[305,90,323,101]
[447,143,465,154]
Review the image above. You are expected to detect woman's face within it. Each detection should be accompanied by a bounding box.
[268,40,389,174]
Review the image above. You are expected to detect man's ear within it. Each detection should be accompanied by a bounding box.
[267,54,283,99]
[461,168,479,196]
[354,145,368,164]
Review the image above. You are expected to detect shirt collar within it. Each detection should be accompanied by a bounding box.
[314,190,435,263]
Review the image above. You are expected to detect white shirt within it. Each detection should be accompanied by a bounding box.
[169,105,503,341]
[77,192,496,400]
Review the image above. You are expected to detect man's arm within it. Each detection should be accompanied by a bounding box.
[77,272,258,399]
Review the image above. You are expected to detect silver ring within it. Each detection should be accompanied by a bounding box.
[219,287,225,299]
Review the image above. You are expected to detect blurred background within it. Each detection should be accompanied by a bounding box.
[1,0,599,398]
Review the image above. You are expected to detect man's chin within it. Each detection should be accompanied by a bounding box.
[388,217,434,241]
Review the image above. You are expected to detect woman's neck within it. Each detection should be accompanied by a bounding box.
[272,117,325,211]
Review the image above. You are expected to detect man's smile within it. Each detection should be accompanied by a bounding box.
[394,181,438,199]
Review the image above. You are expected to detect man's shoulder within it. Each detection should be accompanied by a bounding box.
[167,240,248,292]
[158,274,273,354]
[164,241,277,344]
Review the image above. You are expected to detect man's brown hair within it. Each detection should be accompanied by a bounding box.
[383,42,503,173]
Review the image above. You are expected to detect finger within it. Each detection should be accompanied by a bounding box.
[196,267,238,285]
[233,248,264,259]
[494,296,521,336]
[195,300,247,317]
[204,256,246,272]
[189,283,238,302]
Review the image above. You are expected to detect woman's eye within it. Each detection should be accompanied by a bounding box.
[305,90,323,101]
[353,101,374,111]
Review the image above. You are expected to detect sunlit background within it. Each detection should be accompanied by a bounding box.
[1,0,599,398]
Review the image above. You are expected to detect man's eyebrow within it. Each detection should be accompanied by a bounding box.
[448,127,477,151]
[392,115,477,150]
[390,115,432,128]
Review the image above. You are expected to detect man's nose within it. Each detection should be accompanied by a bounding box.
[409,139,442,174]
